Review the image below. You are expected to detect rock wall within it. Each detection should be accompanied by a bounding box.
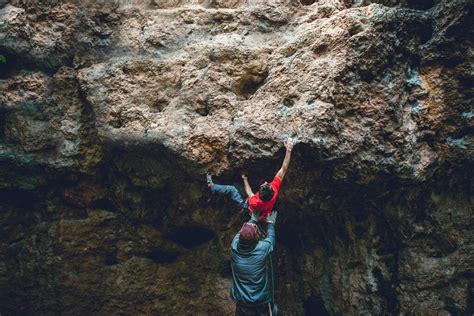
[0,0,472,314]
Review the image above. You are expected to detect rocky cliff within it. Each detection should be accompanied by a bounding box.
[0,0,472,314]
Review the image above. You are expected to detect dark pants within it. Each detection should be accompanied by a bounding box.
[235,302,278,316]
[211,184,249,210]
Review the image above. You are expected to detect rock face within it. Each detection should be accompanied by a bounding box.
[0,0,472,314]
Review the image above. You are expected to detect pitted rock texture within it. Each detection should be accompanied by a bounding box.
[0,0,472,315]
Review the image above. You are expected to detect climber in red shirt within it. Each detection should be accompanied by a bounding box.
[207,138,293,222]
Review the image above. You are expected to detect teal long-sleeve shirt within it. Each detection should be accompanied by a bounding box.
[230,223,275,305]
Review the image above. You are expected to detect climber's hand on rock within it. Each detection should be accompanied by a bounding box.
[285,138,293,151]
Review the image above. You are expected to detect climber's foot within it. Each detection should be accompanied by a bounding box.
[206,173,214,187]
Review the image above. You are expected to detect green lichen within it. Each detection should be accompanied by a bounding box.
[0,54,6,64]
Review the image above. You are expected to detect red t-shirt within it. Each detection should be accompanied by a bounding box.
[248,176,282,222]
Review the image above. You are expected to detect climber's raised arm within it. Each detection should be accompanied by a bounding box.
[241,174,254,198]
[275,138,293,180]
